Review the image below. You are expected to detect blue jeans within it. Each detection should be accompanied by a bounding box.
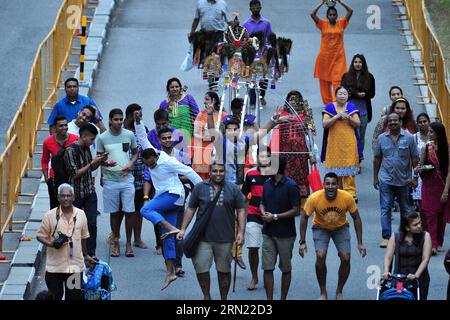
[140,192,181,260]
[174,207,184,269]
[379,181,411,239]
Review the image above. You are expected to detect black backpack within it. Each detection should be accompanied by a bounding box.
[51,141,79,188]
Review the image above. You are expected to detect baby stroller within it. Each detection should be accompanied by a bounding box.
[82,259,117,300]
[377,274,420,300]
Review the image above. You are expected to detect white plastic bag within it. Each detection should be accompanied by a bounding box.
[180,44,194,72]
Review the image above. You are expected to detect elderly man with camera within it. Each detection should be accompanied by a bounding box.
[37,184,97,300]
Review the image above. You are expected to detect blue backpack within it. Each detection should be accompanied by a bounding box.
[83,260,117,300]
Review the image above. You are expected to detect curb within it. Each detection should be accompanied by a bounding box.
[0,0,120,300]
[77,0,117,95]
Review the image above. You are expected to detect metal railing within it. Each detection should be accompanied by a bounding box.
[0,0,86,251]
[403,0,450,134]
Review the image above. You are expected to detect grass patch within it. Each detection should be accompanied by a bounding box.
[425,0,450,76]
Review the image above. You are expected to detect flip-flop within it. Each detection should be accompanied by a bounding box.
[125,251,134,258]
[111,244,120,257]
[175,268,185,277]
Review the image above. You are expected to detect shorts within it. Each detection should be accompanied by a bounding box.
[103,176,135,214]
[262,235,295,273]
[192,241,233,274]
[245,222,263,248]
[312,224,351,254]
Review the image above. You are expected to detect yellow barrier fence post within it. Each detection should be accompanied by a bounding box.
[80,16,87,81]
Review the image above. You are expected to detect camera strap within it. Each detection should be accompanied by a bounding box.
[52,207,77,238]
[69,216,77,239]
[52,207,61,238]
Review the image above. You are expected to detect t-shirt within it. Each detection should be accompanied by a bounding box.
[41,134,79,179]
[261,176,300,238]
[241,168,269,224]
[188,181,245,243]
[303,189,357,230]
[243,16,272,40]
[195,0,232,32]
[97,129,137,181]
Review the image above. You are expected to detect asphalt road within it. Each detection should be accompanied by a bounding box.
[87,0,450,300]
[0,0,63,149]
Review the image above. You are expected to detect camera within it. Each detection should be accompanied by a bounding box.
[53,232,69,249]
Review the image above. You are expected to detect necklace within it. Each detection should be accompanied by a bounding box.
[168,93,183,117]
[335,103,346,113]
[228,26,246,46]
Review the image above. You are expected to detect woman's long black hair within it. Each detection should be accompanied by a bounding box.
[399,211,423,246]
[430,122,449,179]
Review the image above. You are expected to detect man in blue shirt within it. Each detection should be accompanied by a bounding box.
[260,156,300,300]
[373,112,419,248]
[47,78,105,133]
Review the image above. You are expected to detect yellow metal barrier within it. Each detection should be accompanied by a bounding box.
[403,0,450,134]
[0,0,86,251]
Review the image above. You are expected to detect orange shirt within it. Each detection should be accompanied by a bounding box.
[37,206,90,273]
[304,189,357,230]
[192,110,227,173]
[314,17,349,82]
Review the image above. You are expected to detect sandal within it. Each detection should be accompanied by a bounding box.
[175,268,185,277]
[125,244,134,257]
[125,250,134,257]
[111,238,120,257]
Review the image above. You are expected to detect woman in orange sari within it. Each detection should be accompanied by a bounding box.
[192,91,227,180]
[311,0,353,105]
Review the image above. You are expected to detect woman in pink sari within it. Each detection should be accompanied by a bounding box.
[270,91,316,206]
[415,122,450,255]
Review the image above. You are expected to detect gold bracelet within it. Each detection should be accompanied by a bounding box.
[143,195,149,200]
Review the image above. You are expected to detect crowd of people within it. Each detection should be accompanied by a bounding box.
[35,0,450,301]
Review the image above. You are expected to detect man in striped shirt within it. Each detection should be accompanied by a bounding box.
[64,123,107,257]
[241,145,273,290]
